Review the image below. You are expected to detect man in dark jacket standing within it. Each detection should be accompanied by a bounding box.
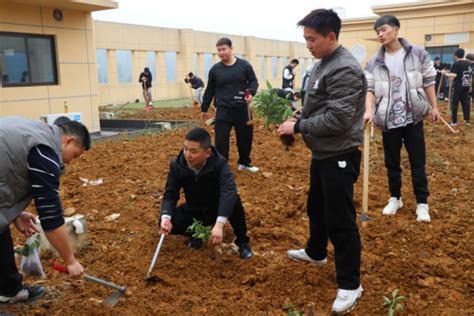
[0,117,90,304]
[160,127,253,259]
[278,9,365,314]
[282,59,299,91]
[138,67,153,106]
[201,38,259,173]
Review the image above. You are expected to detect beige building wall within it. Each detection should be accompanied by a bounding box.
[340,1,474,66]
[94,21,315,106]
[0,0,117,132]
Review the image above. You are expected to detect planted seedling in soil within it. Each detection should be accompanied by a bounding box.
[383,288,406,316]
[253,81,295,150]
[282,304,304,316]
[186,219,212,242]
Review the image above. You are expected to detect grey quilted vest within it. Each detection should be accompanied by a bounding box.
[0,116,63,232]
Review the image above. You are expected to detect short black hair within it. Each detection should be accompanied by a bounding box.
[454,48,465,59]
[188,72,194,77]
[374,15,400,30]
[185,127,211,149]
[144,67,150,72]
[53,116,71,126]
[466,53,474,62]
[294,91,302,99]
[290,59,299,65]
[297,9,341,39]
[58,121,91,151]
[434,56,440,61]
[216,37,232,48]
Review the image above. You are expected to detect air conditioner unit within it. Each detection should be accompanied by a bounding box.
[40,112,83,126]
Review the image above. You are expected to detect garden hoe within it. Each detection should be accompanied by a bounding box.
[145,233,165,284]
[52,264,126,307]
[188,83,199,109]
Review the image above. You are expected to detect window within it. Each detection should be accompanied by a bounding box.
[426,46,459,67]
[147,51,156,82]
[300,58,305,77]
[193,53,198,76]
[203,53,213,80]
[96,49,107,84]
[281,57,288,68]
[165,51,177,82]
[272,56,278,78]
[0,32,57,87]
[116,50,132,83]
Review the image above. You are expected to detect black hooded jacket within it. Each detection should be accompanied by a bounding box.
[160,147,237,218]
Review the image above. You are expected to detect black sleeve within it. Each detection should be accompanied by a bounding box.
[27,145,65,232]
[201,67,216,113]
[246,63,259,96]
[160,162,181,218]
[450,62,460,76]
[138,72,144,83]
[216,161,237,218]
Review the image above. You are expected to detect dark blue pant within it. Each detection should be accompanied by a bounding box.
[305,150,361,290]
[382,121,429,203]
[451,88,471,123]
[0,227,23,296]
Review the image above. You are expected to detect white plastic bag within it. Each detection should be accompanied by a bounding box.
[16,235,45,278]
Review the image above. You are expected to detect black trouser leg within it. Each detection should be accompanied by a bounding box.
[0,227,23,297]
[307,151,361,289]
[234,120,253,166]
[403,122,429,204]
[228,196,250,246]
[168,205,199,236]
[305,159,328,261]
[451,90,461,123]
[214,120,233,160]
[459,90,471,122]
[382,127,404,199]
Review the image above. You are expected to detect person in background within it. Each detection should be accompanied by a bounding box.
[138,67,153,106]
[185,72,205,104]
[282,59,299,92]
[433,57,448,100]
[300,64,314,104]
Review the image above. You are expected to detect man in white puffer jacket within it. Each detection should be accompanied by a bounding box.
[364,15,440,223]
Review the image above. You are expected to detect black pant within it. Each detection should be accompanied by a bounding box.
[214,107,253,166]
[170,196,250,246]
[451,88,471,123]
[305,150,361,290]
[382,121,429,203]
[0,227,23,297]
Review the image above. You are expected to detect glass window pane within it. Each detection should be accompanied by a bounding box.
[281,57,288,68]
[116,50,132,83]
[147,51,155,82]
[165,51,177,82]
[272,56,278,78]
[27,37,55,83]
[0,35,28,84]
[203,53,213,80]
[96,48,107,84]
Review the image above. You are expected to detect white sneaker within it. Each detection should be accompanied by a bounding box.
[382,197,403,215]
[416,203,431,222]
[237,164,259,173]
[287,249,327,265]
[332,285,364,314]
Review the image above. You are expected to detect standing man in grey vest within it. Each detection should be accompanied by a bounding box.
[278,9,366,314]
[0,117,90,304]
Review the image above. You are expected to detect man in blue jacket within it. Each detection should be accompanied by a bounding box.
[160,127,253,259]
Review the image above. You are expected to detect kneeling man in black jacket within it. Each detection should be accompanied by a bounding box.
[160,127,253,259]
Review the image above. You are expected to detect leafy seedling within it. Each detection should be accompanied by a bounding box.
[253,81,294,128]
[15,237,40,256]
[282,304,304,316]
[383,288,406,316]
[186,219,212,242]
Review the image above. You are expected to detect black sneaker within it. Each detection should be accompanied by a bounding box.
[239,243,254,260]
[0,285,46,304]
[187,237,203,249]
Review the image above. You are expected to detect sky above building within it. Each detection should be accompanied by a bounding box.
[93,0,417,42]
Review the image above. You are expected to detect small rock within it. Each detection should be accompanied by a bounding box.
[262,172,273,178]
[105,213,120,222]
[451,188,459,193]
[63,207,76,216]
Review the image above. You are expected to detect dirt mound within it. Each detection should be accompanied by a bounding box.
[4,104,473,315]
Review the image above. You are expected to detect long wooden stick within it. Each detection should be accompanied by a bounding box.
[436,72,444,98]
[439,115,458,133]
[361,124,371,227]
